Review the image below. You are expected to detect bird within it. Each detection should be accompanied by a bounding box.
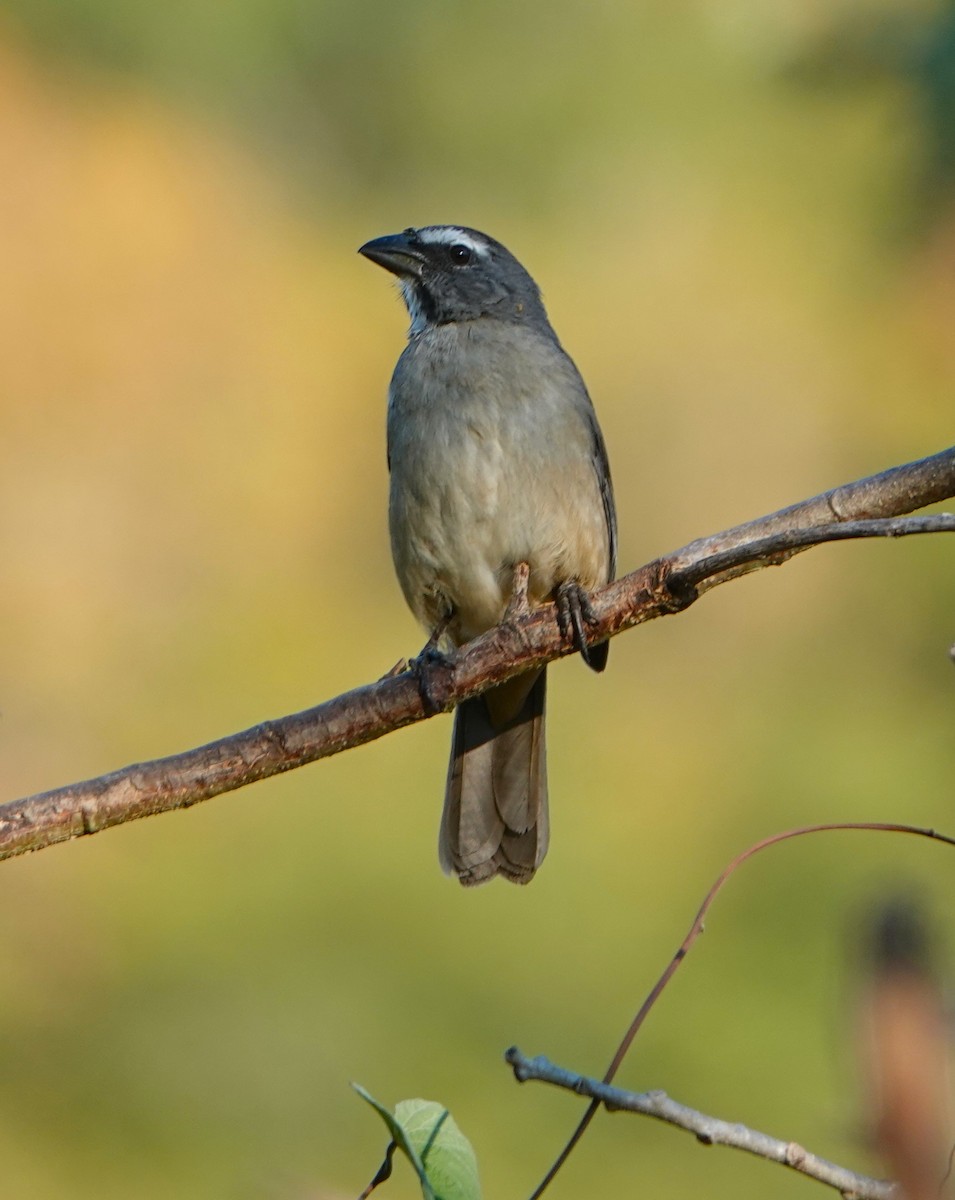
[359,225,616,886]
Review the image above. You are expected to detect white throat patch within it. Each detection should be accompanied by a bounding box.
[400,280,429,336]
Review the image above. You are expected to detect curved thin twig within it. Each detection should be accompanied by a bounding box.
[523,823,955,1199]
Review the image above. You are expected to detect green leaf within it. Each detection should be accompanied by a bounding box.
[353,1085,481,1200]
[395,1099,481,1200]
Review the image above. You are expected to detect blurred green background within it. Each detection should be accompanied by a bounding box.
[0,1,953,1196]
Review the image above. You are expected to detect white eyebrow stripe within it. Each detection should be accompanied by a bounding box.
[417,226,489,256]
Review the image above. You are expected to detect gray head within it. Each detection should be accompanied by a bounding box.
[358,225,552,335]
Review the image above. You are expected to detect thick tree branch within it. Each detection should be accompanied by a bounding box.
[505,1048,897,1200]
[1,446,952,862]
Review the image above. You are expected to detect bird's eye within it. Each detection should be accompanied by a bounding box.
[449,243,472,266]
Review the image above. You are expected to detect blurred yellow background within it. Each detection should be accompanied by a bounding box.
[0,2,954,1197]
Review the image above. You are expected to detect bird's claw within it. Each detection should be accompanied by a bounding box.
[503,562,532,621]
[409,644,455,716]
[556,581,606,673]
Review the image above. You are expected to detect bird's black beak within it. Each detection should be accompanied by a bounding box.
[358,231,427,279]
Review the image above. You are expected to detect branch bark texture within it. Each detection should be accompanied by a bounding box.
[2,446,953,862]
[506,1049,897,1200]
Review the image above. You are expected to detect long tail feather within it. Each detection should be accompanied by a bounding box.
[439,670,548,886]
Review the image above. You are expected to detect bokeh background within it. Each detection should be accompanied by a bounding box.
[0,1,954,1197]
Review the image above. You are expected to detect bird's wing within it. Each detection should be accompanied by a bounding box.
[587,410,617,580]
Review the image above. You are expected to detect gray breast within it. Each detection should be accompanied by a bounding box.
[387,320,613,643]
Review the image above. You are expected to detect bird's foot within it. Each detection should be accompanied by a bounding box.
[503,562,531,621]
[409,644,455,716]
[409,611,456,715]
[555,581,607,673]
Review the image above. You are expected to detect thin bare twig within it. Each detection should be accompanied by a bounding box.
[674,515,955,587]
[506,1049,897,1200]
[525,823,955,1199]
[0,446,952,862]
